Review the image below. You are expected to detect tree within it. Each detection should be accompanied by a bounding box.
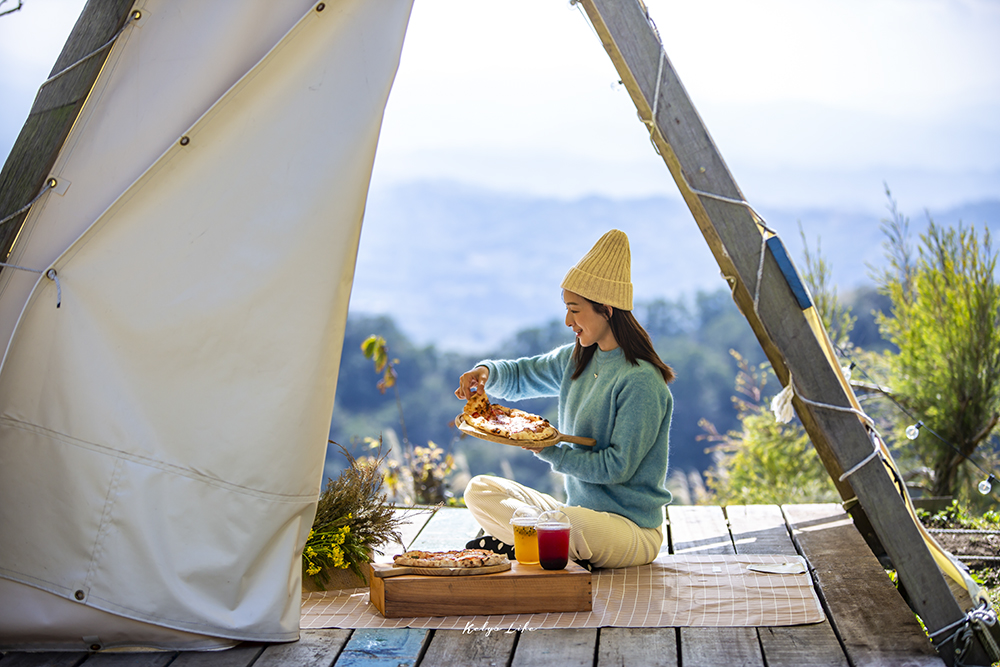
[873,187,1000,500]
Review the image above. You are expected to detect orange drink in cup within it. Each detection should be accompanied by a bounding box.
[510,506,540,565]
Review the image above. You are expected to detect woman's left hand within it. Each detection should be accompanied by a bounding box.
[519,442,553,452]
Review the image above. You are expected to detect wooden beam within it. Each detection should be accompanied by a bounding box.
[577,1,994,664]
[0,0,136,264]
[782,504,945,666]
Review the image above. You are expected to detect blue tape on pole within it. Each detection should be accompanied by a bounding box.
[765,235,812,310]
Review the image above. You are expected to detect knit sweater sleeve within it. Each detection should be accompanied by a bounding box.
[478,344,573,402]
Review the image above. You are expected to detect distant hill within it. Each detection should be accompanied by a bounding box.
[349,181,1000,353]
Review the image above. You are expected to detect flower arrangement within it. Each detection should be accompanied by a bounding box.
[303,440,405,590]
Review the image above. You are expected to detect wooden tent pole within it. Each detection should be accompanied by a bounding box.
[0,0,136,265]
[576,0,995,663]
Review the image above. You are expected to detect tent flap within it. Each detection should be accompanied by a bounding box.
[0,0,414,646]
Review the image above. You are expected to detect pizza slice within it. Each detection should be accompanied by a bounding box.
[464,388,492,422]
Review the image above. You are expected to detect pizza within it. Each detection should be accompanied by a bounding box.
[462,391,557,442]
[393,548,508,569]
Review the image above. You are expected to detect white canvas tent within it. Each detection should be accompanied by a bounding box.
[0,0,413,649]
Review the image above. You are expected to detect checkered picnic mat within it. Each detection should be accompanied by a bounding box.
[301,553,825,630]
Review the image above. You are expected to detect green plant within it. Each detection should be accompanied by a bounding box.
[360,334,455,505]
[702,351,839,504]
[304,442,405,588]
[873,186,1000,501]
[916,499,1000,530]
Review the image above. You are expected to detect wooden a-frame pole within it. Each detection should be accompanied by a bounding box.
[576,0,996,664]
[0,0,136,265]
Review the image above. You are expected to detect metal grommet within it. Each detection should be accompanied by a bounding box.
[74,589,85,601]
[90,644,101,652]
[179,136,190,146]
[47,177,58,188]
[131,10,141,20]
[316,2,325,11]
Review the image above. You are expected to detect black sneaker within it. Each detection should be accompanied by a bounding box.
[465,535,515,560]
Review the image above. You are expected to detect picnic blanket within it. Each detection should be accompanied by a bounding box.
[301,553,825,630]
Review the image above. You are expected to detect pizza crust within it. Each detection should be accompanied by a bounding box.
[393,549,508,569]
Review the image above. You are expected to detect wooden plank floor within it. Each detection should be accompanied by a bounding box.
[0,504,945,667]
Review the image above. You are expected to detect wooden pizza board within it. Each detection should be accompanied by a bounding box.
[454,414,596,448]
[370,561,511,578]
[368,560,592,618]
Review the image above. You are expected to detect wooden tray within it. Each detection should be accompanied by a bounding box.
[368,560,592,618]
[454,414,595,448]
[371,561,511,578]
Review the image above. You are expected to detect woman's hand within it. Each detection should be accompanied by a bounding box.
[455,365,490,400]
[519,442,553,452]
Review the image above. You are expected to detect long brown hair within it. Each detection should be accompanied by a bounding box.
[571,300,675,383]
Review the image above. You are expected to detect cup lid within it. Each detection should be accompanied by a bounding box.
[537,509,570,526]
[510,505,541,524]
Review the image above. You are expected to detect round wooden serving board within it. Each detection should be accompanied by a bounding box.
[454,414,595,448]
[371,561,511,578]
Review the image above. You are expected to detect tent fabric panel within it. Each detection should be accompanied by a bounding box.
[89,458,310,639]
[0,0,320,356]
[0,0,414,643]
[0,578,237,651]
[0,426,115,597]
[0,432,296,638]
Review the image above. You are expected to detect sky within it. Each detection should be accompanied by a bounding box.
[2,0,999,213]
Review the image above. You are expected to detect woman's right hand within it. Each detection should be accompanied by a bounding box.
[455,365,490,400]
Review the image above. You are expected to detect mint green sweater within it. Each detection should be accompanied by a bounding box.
[479,343,673,529]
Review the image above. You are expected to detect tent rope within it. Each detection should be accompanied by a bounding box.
[41,9,139,88]
[0,176,62,307]
[1,9,139,252]
[622,0,780,315]
[623,0,890,481]
[0,179,53,229]
[929,601,1000,666]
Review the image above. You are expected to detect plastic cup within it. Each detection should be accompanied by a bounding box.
[536,510,571,570]
[510,506,540,565]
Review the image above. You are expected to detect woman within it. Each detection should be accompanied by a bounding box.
[455,229,674,570]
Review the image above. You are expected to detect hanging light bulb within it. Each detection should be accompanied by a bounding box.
[905,421,923,440]
[979,475,995,495]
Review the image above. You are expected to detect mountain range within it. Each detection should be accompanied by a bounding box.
[348,181,1000,354]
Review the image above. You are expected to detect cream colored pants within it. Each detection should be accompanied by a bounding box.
[464,475,663,569]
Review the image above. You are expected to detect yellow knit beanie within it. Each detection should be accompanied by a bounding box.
[561,229,633,311]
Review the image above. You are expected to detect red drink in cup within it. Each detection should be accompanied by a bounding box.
[536,510,571,570]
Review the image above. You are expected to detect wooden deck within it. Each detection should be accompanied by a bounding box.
[0,503,946,666]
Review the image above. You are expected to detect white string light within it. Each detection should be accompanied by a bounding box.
[979,474,995,496]
[837,344,999,500]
